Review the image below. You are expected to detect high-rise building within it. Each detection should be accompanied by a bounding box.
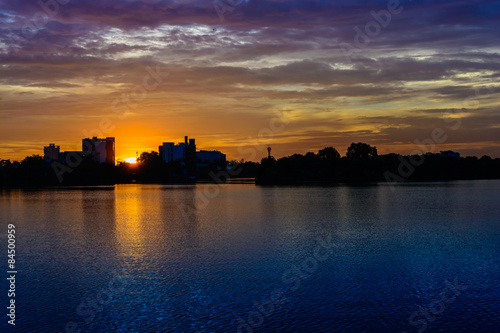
[159,136,197,176]
[159,136,196,164]
[82,137,115,165]
[160,142,185,163]
[185,137,196,176]
[43,143,60,160]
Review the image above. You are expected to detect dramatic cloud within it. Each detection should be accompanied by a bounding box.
[1,0,499,160]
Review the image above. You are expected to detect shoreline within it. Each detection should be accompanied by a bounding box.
[2,177,499,189]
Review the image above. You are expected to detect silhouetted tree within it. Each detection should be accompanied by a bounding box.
[346,142,378,159]
[21,154,46,167]
[137,151,162,165]
[134,151,190,183]
[318,147,340,159]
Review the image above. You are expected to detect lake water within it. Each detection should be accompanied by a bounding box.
[1,180,499,332]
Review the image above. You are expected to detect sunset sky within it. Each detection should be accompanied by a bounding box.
[1,0,499,162]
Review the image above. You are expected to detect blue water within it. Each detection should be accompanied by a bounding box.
[1,180,499,332]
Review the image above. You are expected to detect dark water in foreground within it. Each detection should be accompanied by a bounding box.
[1,180,499,333]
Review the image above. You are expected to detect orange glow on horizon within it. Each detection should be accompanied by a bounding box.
[123,157,137,164]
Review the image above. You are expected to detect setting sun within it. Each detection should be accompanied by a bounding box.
[124,157,137,164]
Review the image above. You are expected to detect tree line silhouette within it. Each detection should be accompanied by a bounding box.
[1,142,499,187]
[256,143,500,184]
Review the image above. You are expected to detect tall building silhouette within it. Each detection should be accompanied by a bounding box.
[159,136,197,176]
[43,143,60,160]
[82,137,115,165]
[160,136,196,163]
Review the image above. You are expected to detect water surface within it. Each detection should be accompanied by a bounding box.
[1,180,499,332]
